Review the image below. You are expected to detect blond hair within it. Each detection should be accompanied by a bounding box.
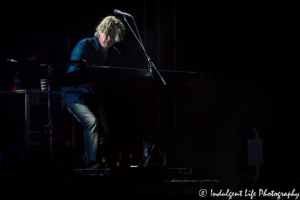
[94,16,125,42]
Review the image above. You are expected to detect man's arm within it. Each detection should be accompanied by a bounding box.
[67,42,86,73]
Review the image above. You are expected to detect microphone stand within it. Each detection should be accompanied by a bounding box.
[122,16,166,86]
[122,15,167,167]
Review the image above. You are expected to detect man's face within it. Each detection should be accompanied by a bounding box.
[99,26,116,50]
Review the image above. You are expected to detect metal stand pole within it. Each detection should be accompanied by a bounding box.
[46,64,53,156]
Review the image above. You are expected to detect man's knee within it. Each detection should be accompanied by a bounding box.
[85,117,98,127]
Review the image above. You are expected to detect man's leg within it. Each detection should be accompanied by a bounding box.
[95,106,110,147]
[66,101,102,168]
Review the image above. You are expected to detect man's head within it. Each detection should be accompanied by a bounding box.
[94,16,125,50]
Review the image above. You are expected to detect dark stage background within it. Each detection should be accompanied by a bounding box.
[0,1,297,180]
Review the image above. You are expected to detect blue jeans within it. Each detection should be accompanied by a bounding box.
[66,101,109,168]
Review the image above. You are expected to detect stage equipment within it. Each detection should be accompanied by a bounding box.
[6,59,86,156]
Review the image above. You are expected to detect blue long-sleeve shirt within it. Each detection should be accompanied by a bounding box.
[61,37,121,104]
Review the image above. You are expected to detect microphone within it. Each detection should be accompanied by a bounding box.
[114,9,133,18]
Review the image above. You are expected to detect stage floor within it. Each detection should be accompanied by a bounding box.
[1,167,300,200]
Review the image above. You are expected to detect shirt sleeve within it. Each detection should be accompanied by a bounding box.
[67,41,86,73]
